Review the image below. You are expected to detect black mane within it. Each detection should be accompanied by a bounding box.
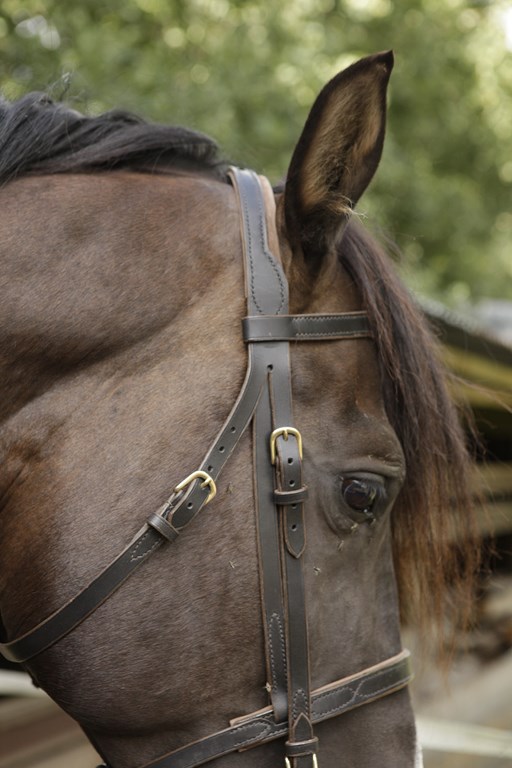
[0,93,226,184]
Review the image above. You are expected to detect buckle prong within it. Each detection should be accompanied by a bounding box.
[174,471,217,505]
[270,427,303,465]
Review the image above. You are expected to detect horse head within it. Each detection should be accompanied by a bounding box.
[0,52,477,768]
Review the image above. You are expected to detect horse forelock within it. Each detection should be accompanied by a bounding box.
[340,219,480,643]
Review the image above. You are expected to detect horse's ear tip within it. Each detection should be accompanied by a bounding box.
[374,50,394,74]
[383,49,394,69]
[347,50,394,80]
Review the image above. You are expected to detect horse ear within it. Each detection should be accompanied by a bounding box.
[284,51,393,270]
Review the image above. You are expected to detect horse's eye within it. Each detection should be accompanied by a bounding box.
[341,478,376,510]
[340,476,384,523]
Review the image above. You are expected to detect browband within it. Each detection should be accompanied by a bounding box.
[243,313,372,342]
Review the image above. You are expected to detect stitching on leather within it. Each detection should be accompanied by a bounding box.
[249,332,372,342]
[129,531,161,562]
[256,195,286,315]
[292,688,308,721]
[293,315,370,337]
[241,192,263,315]
[269,612,287,690]
[230,718,276,748]
[312,672,409,718]
[316,681,361,715]
[295,330,372,338]
[240,177,285,316]
[295,313,366,322]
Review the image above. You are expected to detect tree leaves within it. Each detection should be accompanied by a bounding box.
[1,0,510,303]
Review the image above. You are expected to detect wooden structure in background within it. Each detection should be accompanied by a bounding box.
[426,303,512,539]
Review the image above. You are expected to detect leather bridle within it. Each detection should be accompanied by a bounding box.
[0,168,412,768]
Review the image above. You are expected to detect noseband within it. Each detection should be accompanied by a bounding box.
[0,168,412,768]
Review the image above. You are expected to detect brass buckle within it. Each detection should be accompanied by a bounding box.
[285,758,318,768]
[270,427,303,465]
[174,471,217,505]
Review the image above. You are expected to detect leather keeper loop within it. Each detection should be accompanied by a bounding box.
[147,513,180,542]
[285,737,319,758]
[274,486,308,505]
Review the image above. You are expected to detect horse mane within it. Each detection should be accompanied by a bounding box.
[0,93,226,184]
[341,220,480,643]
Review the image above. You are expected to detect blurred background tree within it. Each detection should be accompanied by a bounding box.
[1,0,511,306]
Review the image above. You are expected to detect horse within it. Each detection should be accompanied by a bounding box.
[0,51,478,768]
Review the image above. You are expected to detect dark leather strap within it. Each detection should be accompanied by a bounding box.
[232,167,317,768]
[252,361,289,722]
[0,524,165,663]
[232,167,291,723]
[235,170,288,317]
[127,651,412,768]
[243,314,372,342]
[0,354,269,664]
[267,365,314,766]
[0,355,268,663]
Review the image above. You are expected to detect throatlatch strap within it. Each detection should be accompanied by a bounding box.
[0,356,268,663]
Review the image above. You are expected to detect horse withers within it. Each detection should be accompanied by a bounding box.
[0,52,477,768]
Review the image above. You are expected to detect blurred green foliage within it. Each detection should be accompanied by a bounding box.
[1,0,511,304]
